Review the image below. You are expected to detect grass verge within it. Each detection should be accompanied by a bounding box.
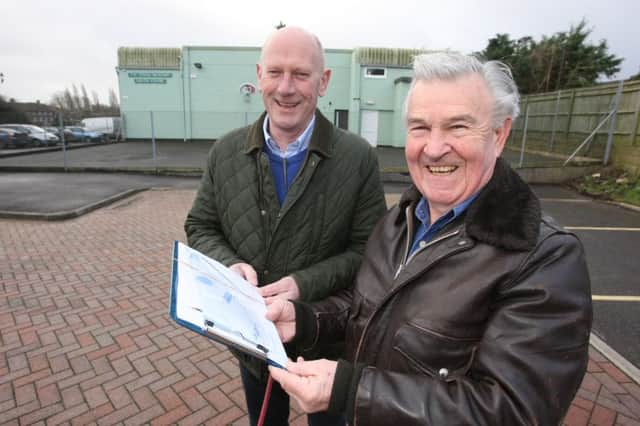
[570,168,640,206]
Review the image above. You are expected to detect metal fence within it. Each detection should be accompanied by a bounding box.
[4,80,640,171]
[0,111,135,171]
[505,79,640,168]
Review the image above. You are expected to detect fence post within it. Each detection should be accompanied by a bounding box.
[549,90,562,152]
[519,104,530,168]
[150,111,157,172]
[564,89,577,143]
[512,96,528,146]
[59,111,68,171]
[630,88,640,146]
[603,80,624,166]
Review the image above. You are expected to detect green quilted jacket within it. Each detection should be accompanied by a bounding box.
[185,110,387,302]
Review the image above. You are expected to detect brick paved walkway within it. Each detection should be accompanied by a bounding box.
[1,189,639,425]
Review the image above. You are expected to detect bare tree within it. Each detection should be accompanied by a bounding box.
[81,84,92,113]
[47,84,119,123]
[71,84,82,111]
[91,91,101,109]
[63,88,75,111]
[108,88,119,109]
[50,92,66,110]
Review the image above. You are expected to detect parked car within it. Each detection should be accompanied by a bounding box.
[44,126,62,138]
[64,126,106,143]
[0,124,59,146]
[81,117,121,141]
[0,128,30,148]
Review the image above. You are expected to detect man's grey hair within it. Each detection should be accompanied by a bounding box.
[405,52,520,128]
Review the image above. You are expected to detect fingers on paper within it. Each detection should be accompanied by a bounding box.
[229,262,258,286]
[259,276,299,300]
[265,299,286,321]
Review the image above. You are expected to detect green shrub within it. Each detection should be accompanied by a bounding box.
[572,168,640,206]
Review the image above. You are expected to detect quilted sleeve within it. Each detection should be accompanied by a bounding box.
[184,144,244,266]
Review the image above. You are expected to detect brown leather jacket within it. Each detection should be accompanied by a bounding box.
[303,159,592,425]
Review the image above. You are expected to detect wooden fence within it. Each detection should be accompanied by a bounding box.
[506,79,640,171]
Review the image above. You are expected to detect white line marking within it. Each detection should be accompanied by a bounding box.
[592,295,640,302]
[540,198,592,203]
[565,227,640,231]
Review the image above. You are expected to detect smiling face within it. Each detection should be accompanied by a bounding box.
[405,74,512,222]
[257,27,331,145]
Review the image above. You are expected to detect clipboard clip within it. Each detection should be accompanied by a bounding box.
[203,319,269,356]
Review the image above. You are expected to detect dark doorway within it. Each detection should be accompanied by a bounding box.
[334,109,349,130]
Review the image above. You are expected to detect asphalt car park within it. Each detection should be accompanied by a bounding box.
[533,185,640,368]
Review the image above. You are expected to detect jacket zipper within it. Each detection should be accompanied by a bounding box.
[355,210,465,363]
[393,229,460,279]
[282,156,288,194]
[394,204,461,279]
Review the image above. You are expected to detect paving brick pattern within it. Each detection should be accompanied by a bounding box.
[1,189,638,425]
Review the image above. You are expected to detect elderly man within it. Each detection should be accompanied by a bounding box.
[184,26,386,426]
[267,52,593,425]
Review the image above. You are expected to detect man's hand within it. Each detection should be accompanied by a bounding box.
[265,299,296,342]
[268,358,337,413]
[259,276,300,301]
[229,262,258,286]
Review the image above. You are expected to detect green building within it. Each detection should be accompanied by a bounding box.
[116,46,422,147]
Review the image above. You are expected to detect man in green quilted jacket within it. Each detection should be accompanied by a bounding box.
[184,26,387,426]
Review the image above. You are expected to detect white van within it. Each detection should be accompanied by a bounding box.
[81,117,122,140]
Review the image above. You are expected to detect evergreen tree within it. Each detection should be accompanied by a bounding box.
[480,20,622,94]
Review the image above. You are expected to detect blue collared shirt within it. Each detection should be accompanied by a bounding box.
[262,115,315,159]
[409,194,479,256]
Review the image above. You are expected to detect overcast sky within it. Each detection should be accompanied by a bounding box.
[2,0,638,104]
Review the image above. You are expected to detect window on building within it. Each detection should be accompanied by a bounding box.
[364,67,387,79]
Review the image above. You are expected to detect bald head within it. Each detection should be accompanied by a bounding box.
[260,26,325,72]
[256,25,331,145]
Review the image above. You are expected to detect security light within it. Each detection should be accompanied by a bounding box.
[194,62,203,69]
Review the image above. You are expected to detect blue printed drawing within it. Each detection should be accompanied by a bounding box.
[174,241,288,367]
[196,272,261,343]
[197,275,214,287]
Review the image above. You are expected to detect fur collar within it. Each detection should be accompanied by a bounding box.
[398,158,541,251]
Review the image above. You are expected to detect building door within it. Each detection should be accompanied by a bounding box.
[334,109,349,130]
[360,110,378,147]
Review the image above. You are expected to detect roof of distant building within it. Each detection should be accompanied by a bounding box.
[11,101,58,113]
[116,46,429,70]
[117,47,181,69]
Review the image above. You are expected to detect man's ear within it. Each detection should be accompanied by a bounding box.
[318,69,332,97]
[494,117,512,157]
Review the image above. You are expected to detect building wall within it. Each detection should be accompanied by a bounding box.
[184,47,264,139]
[117,46,412,146]
[355,67,412,146]
[117,69,184,139]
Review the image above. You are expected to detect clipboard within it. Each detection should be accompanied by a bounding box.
[169,241,288,368]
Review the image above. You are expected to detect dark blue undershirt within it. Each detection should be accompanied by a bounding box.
[265,148,308,206]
